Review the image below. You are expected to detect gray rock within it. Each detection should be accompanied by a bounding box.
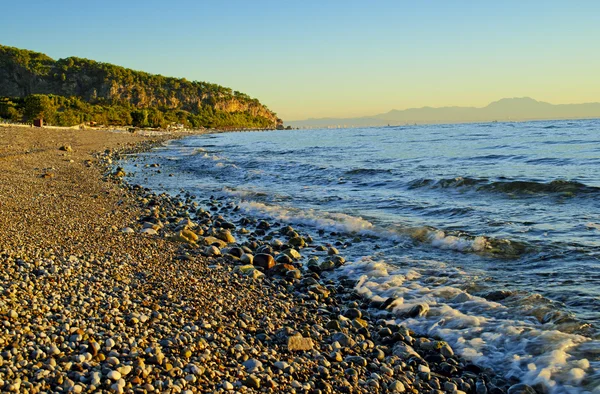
[345,356,367,367]
[242,358,263,373]
[331,332,356,348]
[389,380,406,392]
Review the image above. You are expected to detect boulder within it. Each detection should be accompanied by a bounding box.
[216,229,235,243]
[253,253,275,270]
[287,336,314,352]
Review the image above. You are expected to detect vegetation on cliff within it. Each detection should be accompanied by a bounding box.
[0,45,281,128]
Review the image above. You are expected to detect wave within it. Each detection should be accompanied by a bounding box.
[344,168,393,176]
[233,198,528,258]
[406,227,529,257]
[334,257,599,394]
[481,179,599,195]
[409,177,600,197]
[408,176,485,189]
[236,201,375,233]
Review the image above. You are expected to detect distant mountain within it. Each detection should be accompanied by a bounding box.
[289,97,600,128]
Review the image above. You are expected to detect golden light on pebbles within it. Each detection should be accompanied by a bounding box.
[0,127,522,394]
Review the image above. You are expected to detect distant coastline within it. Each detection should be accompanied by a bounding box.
[287,97,600,128]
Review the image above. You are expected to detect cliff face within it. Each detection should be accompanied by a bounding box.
[0,45,281,126]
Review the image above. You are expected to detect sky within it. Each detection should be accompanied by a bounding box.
[1,0,600,121]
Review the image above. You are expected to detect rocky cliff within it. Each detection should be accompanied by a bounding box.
[0,44,281,127]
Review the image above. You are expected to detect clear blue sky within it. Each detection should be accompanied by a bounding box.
[2,0,599,120]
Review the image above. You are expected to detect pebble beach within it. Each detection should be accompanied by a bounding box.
[0,127,537,394]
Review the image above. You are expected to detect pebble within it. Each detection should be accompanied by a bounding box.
[222,381,234,390]
[107,370,121,381]
[242,358,263,372]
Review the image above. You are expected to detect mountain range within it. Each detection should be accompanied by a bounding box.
[288,97,600,128]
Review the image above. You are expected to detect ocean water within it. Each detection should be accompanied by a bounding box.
[124,119,600,393]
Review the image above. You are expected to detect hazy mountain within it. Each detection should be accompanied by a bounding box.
[288,97,600,128]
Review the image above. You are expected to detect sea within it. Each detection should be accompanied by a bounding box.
[123,118,600,393]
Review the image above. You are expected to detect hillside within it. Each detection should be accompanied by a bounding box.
[289,97,600,128]
[0,44,281,128]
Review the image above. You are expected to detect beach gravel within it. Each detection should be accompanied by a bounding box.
[0,126,517,393]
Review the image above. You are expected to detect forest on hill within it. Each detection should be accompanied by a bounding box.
[0,45,281,129]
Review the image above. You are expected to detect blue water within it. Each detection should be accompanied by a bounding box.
[125,119,600,393]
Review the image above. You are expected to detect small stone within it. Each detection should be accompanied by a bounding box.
[274,361,290,370]
[444,381,458,392]
[343,308,362,319]
[244,374,260,389]
[205,245,221,256]
[107,370,121,381]
[189,364,205,376]
[118,365,132,376]
[331,332,356,348]
[440,343,454,357]
[389,380,406,392]
[328,247,339,255]
[242,358,263,372]
[240,253,253,264]
[345,356,367,367]
[222,381,234,390]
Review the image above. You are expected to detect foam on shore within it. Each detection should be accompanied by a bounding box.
[335,257,600,394]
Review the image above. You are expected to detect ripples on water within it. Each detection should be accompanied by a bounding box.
[126,119,600,393]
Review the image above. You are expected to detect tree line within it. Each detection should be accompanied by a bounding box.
[0,95,275,129]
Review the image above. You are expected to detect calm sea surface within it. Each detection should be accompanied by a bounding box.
[125,119,600,393]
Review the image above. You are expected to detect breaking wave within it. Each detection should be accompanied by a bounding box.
[409,177,600,197]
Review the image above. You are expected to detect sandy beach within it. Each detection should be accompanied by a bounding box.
[0,126,527,393]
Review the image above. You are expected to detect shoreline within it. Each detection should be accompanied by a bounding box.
[0,126,527,393]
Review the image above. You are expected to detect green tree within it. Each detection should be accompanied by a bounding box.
[23,94,55,121]
[131,109,148,127]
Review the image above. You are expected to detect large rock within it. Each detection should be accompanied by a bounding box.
[215,229,235,243]
[203,236,228,249]
[407,303,429,317]
[283,248,301,260]
[289,236,306,248]
[392,343,421,359]
[287,336,314,352]
[253,253,275,270]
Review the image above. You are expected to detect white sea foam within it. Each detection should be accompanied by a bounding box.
[335,257,598,394]
[236,201,375,233]
[410,227,491,252]
[233,197,498,256]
